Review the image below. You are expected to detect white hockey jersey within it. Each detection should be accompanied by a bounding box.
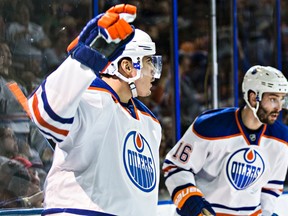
[28,57,162,216]
[163,107,288,216]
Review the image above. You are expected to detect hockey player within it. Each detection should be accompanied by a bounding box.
[27,4,162,216]
[163,65,288,216]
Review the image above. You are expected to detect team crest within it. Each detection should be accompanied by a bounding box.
[226,148,265,190]
[123,131,156,192]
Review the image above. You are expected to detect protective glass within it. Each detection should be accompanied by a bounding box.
[151,55,162,79]
[282,95,288,110]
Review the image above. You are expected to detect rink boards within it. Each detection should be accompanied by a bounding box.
[0,194,288,215]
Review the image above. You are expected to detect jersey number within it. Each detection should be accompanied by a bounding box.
[172,141,192,163]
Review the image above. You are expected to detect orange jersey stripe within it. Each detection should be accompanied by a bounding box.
[262,134,288,146]
[32,94,69,136]
[162,165,177,173]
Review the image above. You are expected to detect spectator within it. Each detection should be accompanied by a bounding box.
[282,25,288,78]
[15,130,49,191]
[40,146,53,173]
[43,26,68,75]
[0,127,19,158]
[0,12,7,42]
[6,2,51,73]
[13,156,44,208]
[0,42,30,140]
[179,53,202,133]
[0,42,12,78]
[0,155,31,208]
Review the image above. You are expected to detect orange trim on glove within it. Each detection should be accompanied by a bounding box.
[67,36,79,52]
[173,186,203,209]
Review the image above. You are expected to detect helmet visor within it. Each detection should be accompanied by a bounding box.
[152,55,162,79]
[282,95,288,110]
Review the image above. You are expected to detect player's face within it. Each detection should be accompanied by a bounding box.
[135,56,155,97]
[257,92,286,124]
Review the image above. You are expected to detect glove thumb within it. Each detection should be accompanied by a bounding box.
[67,36,79,53]
[119,12,136,23]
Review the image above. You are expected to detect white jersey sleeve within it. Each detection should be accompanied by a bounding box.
[28,56,96,143]
[163,123,208,195]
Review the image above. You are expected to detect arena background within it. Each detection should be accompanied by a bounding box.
[1,0,288,214]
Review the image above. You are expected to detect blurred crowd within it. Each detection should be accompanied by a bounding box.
[1,0,288,207]
[0,0,90,209]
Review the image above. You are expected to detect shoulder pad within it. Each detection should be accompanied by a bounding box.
[193,107,240,138]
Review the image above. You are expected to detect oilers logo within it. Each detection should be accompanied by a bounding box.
[123,131,156,192]
[226,148,265,190]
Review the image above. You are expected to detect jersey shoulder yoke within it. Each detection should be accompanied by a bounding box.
[193,107,239,138]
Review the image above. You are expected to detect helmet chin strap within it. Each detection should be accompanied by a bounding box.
[246,100,263,124]
[112,70,139,98]
[129,82,138,97]
[106,64,140,98]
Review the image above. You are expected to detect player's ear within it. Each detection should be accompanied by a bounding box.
[119,58,133,77]
[248,90,257,107]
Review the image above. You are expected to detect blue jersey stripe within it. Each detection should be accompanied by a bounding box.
[212,202,261,211]
[268,180,284,185]
[41,81,74,124]
[262,188,280,197]
[42,208,116,216]
[38,127,63,143]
